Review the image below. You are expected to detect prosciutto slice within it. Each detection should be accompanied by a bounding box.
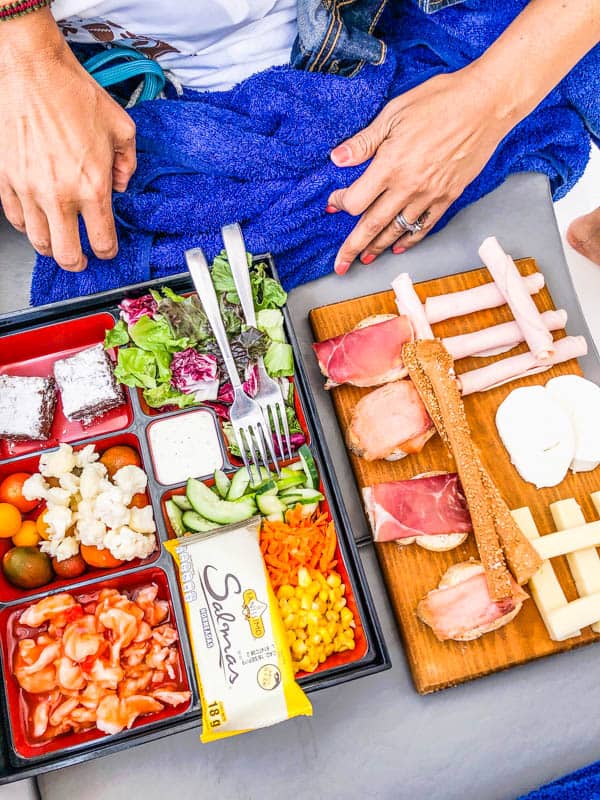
[346,380,433,461]
[417,565,529,642]
[312,316,413,388]
[363,473,472,542]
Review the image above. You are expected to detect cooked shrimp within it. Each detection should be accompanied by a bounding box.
[97,607,139,663]
[19,642,61,675]
[69,706,97,726]
[133,621,153,643]
[134,585,168,626]
[151,690,191,707]
[14,665,57,694]
[122,642,148,667]
[56,657,86,692]
[118,671,153,698]
[152,625,178,647]
[88,659,124,690]
[62,616,103,663]
[32,692,59,738]
[95,694,125,735]
[121,695,163,730]
[145,644,170,670]
[49,697,79,727]
[19,594,77,628]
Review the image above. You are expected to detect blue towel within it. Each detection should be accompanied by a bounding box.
[31,0,600,304]
[520,761,600,800]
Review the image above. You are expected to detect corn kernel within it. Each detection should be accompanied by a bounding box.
[278,585,294,600]
[298,567,311,588]
[327,573,342,588]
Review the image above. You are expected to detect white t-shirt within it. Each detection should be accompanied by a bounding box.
[52,0,297,90]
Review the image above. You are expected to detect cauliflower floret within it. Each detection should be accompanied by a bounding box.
[44,505,73,540]
[74,444,99,469]
[22,473,49,502]
[129,505,156,535]
[79,462,109,500]
[73,499,94,521]
[47,487,72,507]
[39,444,76,479]
[103,526,156,561]
[59,472,80,495]
[113,465,147,504]
[94,487,130,529]
[40,535,79,562]
[76,516,107,548]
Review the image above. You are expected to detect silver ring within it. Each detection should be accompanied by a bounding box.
[395,212,422,234]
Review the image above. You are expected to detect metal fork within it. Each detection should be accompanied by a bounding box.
[185,248,278,482]
[222,223,293,466]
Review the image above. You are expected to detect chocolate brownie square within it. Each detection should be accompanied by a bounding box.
[0,375,57,440]
[54,344,124,424]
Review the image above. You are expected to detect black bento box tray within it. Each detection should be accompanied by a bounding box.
[0,256,390,784]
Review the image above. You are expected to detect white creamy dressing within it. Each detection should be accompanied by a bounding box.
[148,410,223,485]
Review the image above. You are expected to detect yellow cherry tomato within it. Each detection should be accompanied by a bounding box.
[12,520,41,548]
[0,503,22,539]
[36,511,51,540]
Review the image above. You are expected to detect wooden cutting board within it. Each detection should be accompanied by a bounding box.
[309,258,600,693]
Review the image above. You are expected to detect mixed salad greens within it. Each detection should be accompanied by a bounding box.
[104,251,305,455]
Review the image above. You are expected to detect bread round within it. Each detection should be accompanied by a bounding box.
[434,560,523,641]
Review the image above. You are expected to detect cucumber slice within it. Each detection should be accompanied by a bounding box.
[285,463,305,473]
[182,510,220,533]
[280,487,325,504]
[275,473,306,492]
[300,501,319,518]
[187,477,256,524]
[227,466,271,500]
[213,469,231,499]
[165,500,186,537]
[255,480,278,496]
[256,494,286,522]
[298,445,319,489]
[171,494,193,512]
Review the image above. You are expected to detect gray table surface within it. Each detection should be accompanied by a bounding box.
[2,173,600,800]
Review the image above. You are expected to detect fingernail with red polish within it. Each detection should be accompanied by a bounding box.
[335,261,350,275]
[392,246,406,255]
[361,253,376,265]
[325,205,339,214]
[331,144,351,166]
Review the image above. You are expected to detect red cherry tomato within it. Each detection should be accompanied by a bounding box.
[0,473,39,513]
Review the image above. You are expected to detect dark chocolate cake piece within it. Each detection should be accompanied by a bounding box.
[0,375,57,440]
[53,344,124,424]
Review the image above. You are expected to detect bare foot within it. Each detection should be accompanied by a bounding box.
[567,207,600,265]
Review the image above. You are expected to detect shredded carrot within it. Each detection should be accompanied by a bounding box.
[260,505,338,590]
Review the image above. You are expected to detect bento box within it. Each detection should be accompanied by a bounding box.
[0,256,389,784]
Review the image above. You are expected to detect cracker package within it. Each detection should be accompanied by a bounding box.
[165,517,312,742]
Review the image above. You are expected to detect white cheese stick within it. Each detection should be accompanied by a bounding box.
[549,499,600,635]
[511,507,579,640]
[548,593,600,641]
[479,237,554,362]
[531,519,600,560]
[392,273,434,340]
[591,492,600,517]
[424,272,545,324]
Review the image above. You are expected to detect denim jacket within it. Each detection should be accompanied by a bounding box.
[291,0,463,76]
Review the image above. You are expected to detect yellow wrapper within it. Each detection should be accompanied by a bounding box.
[165,517,312,742]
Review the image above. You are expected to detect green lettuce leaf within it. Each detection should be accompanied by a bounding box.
[114,348,157,389]
[143,383,197,409]
[264,342,294,377]
[104,319,130,349]
[157,293,212,344]
[256,309,285,343]
[129,315,189,353]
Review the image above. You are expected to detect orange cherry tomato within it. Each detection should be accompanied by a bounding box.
[36,511,51,540]
[99,446,141,479]
[129,493,148,509]
[79,544,124,569]
[0,473,38,513]
[12,520,40,547]
[0,503,22,539]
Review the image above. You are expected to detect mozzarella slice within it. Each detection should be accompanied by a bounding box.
[495,386,575,488]
[545,375,600,472]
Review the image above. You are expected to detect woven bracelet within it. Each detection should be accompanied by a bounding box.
[0,0,52,20]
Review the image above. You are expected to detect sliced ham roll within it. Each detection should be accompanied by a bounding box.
[346,379,434,461]
[312,315,413,388]
[417,562,528,642]
[363,473,472,543]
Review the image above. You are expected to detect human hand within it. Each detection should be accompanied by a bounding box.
[327,68,511,274]
[0,10,136,271]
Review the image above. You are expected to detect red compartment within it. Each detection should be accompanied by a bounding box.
[160,463,367,678]
[0,567,191,760]
[0,433,160,603]
[0,313,133,459]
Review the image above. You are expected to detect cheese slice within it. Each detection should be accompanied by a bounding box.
[511,507,579,641]
[531,519,600,560]
[550,498,600,634]
[548,593,600,641]
[546,376,600,473]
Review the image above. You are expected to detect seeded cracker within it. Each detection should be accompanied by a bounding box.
[403,340,513,602]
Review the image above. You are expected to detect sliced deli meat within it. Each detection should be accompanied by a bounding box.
[417,562,528,642]
[392,273,433,340]
[478,237,554,363]
[312,315,413,388]
[496,386,575,488]
[363,473,473,543]
[346,380,434,461]
[545,375,600,473]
